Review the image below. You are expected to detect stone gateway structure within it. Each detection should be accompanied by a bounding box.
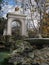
[6,12,28,37]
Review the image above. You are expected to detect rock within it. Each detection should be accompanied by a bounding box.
[28,52,34,58]
[40,63,48,65]
[8,40,49,65]
[47,52,49,57]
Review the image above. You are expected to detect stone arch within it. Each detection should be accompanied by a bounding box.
[6,12,28,37]
[11,19,22,36]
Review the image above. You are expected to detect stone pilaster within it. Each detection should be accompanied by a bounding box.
[7,18,12,35]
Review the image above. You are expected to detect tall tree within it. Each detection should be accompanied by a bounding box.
[0,17,7,35]
[0,0,3,10]
[35,0,46,37]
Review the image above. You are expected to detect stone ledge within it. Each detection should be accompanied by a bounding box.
[24,38,49,44]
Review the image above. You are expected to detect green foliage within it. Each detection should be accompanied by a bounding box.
[16,40,23,44]
[0,18,7,35]
[41,13,49,37]
[28,30,36,38]
[0,0,3,10]
[0,0,3,3]
[0,52,10,65]
[8,40,33,65]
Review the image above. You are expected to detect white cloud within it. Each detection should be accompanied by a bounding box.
[2,4,15,18]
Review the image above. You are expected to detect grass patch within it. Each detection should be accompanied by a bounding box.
[0,52,10,64]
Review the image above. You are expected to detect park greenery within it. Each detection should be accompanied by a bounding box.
[0,0,49,65]
[0,13,49,65]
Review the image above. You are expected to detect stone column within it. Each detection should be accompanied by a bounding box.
[21,19,28,37]
[3,28,7,35]
[7,18,12,35]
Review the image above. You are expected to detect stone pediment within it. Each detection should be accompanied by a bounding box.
[7,12,27,19]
